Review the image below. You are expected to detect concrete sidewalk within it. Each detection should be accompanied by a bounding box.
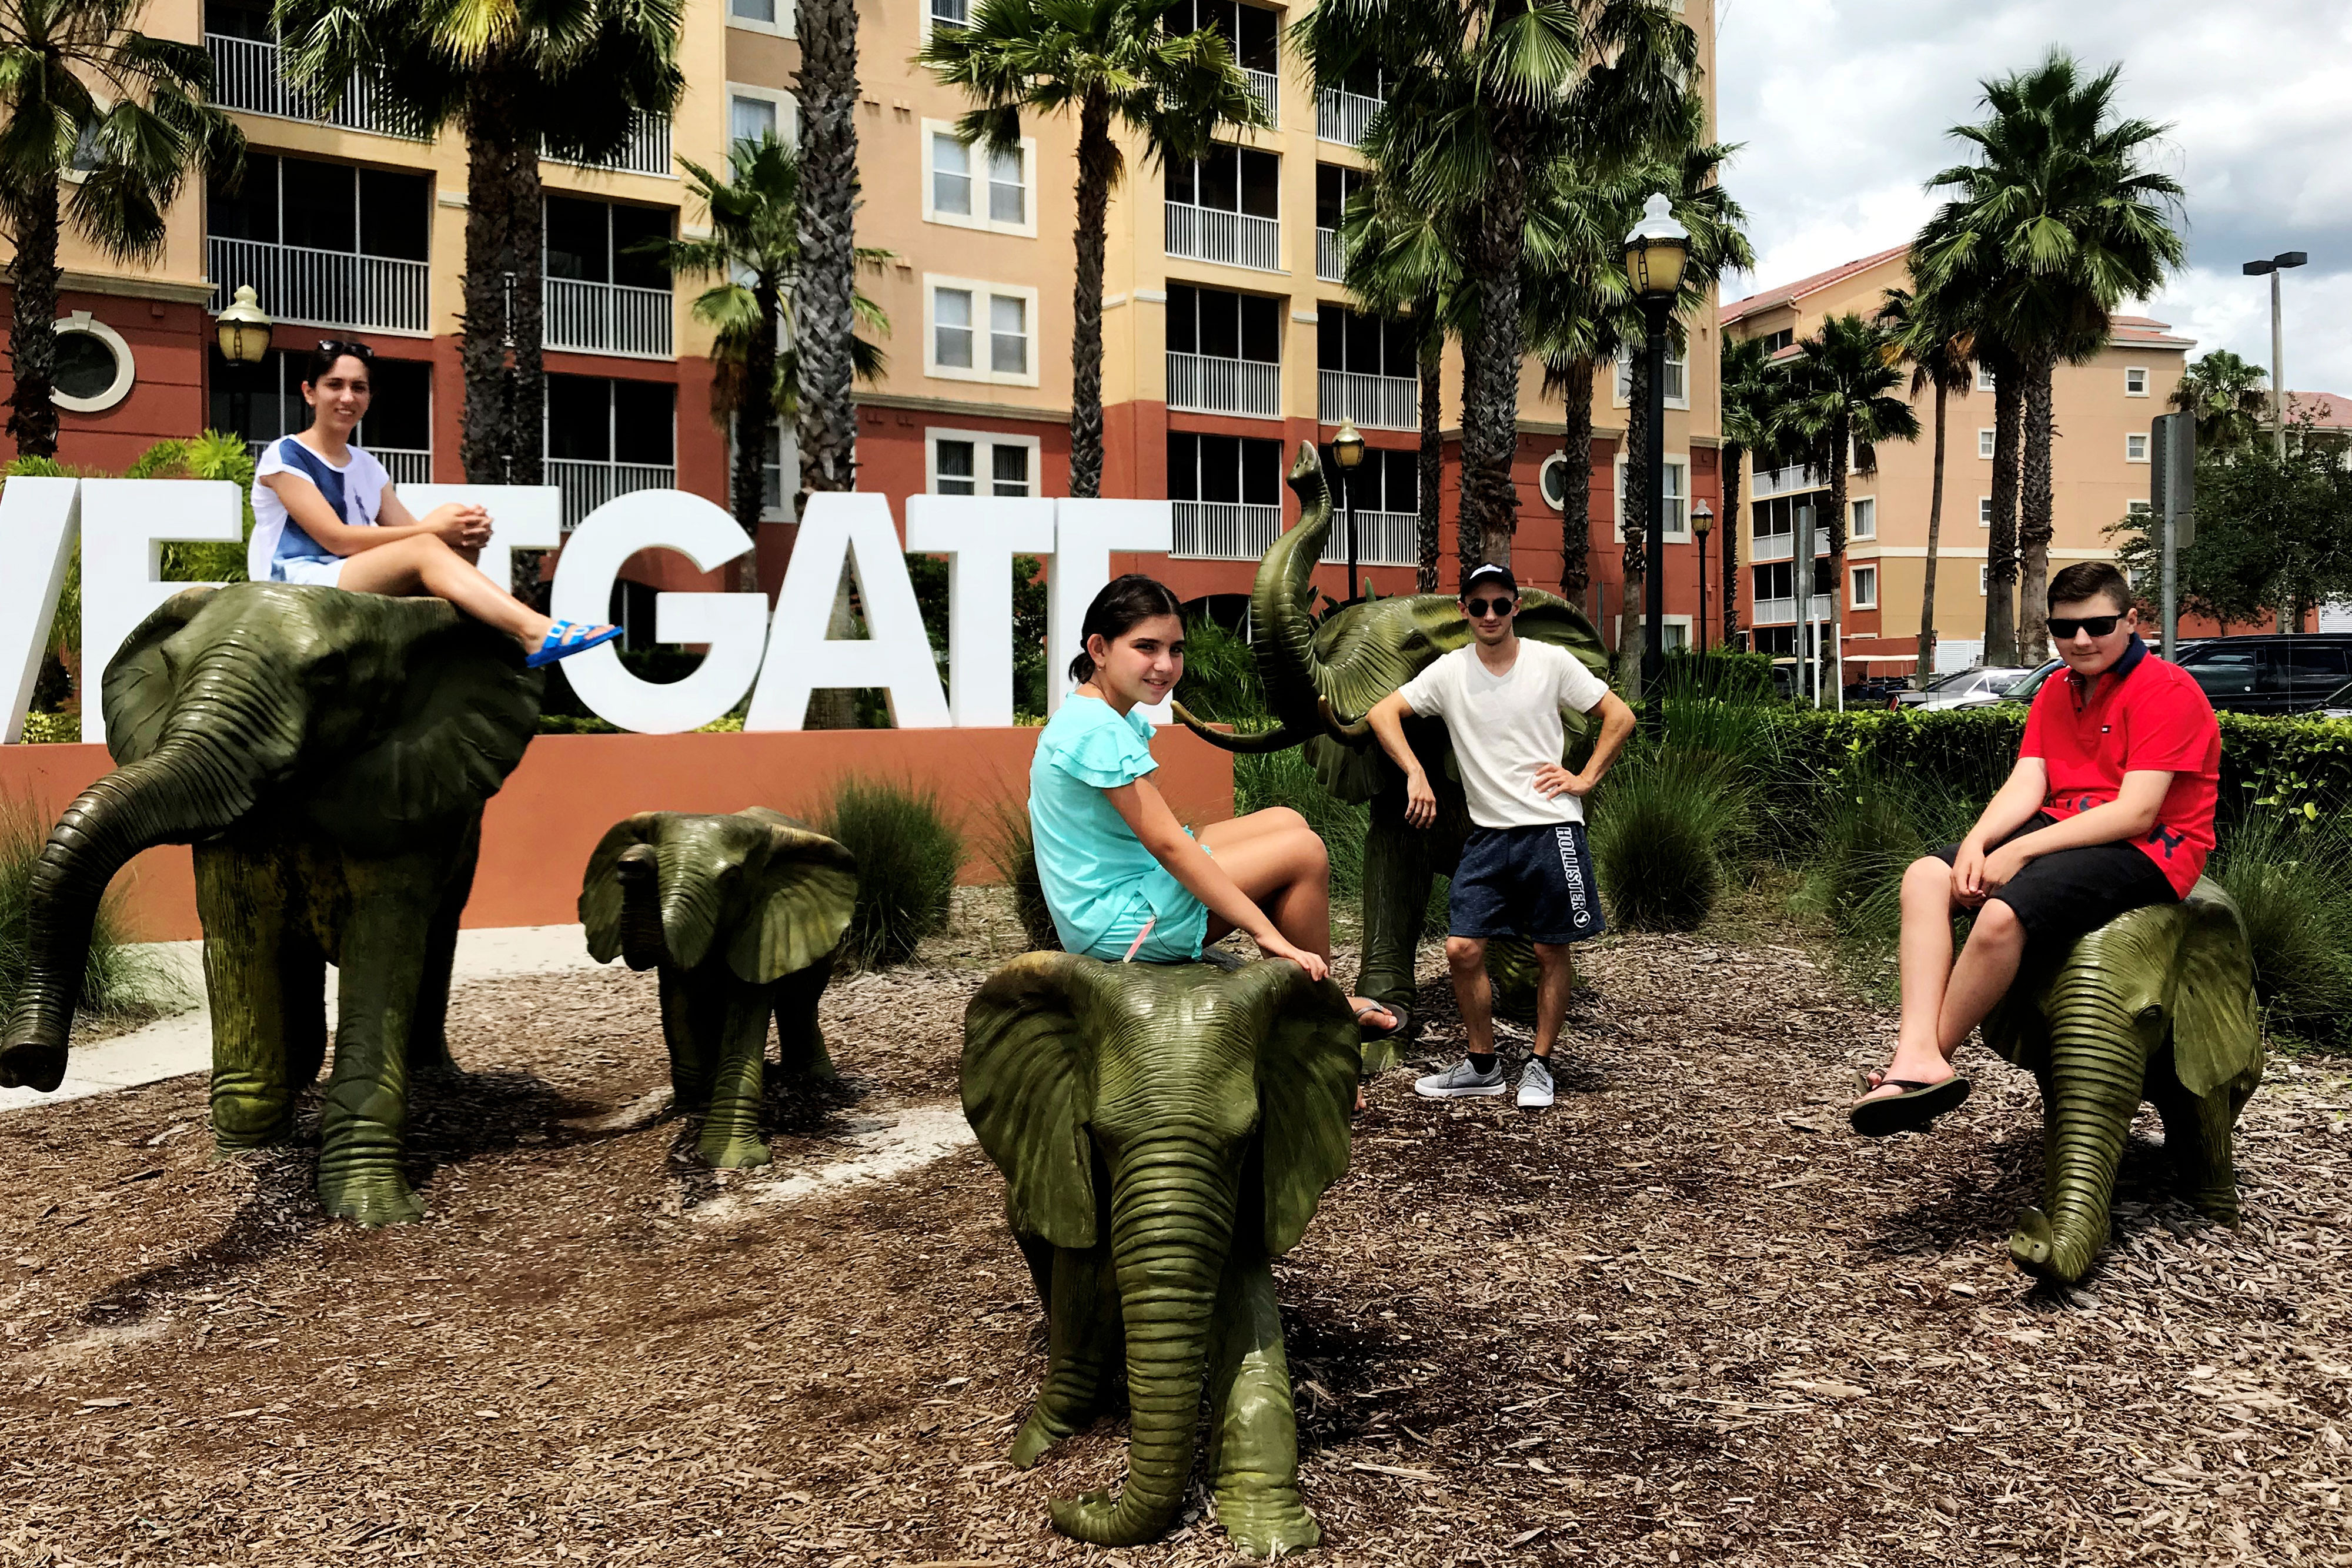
[0,925,609,1116]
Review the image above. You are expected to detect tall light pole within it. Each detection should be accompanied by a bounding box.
[1623,194,1690,724]
[1690,499,1714,655]
[2242,250,2308,457]
[1330,417,1365,602]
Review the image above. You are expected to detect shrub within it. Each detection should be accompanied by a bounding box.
[1795,768,1982,963]
[1234,745,1369,898]
[986,800,1060,952]
[1589,746,1749,932]
[821,776,964,969]
[2210,809,2352,1050]
[1174,614,1270,724]
[1661,648,1778,704]
[0,799,169,1023]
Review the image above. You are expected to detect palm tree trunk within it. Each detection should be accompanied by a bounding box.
[1415,313,1442,594]
[1917,380,1946,684]
[1718,441,1742,648]
[508,133,546,494]
[1457,118,1527,568]
[1456,326,1487,582]
[1068,93,1115,500]
[793,0,860,500]
[460,79,519,486]
[730,280,782,594]
[1615,354,1649,691]
[1826,411,1849,701]
[1557,357,1595,601]
[4,179,62,460]
[2016,353,2057,664]
[1986,347,2022,667]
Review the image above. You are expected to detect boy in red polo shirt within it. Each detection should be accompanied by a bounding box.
[1850,561,2221,1136]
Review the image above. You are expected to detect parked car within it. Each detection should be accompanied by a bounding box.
[1845,675,1912,708]
[2170,634,2352,716]
[1999,658,2064,705]
[1896,666,2036,711]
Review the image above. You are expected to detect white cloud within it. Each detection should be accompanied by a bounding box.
[1715,0,2352,392]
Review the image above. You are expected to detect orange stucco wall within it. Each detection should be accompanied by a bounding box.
[0,726,1235,943]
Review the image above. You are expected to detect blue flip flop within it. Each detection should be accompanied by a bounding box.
[527,620,623,668]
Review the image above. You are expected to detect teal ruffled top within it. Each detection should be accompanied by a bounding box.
[1029,696,1164,955]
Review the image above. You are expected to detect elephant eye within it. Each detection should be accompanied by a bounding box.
[2136,1004,2163,1026]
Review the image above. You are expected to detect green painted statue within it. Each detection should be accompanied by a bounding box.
[579,808,858,1168]
[963,951,1358,1557]
[0,583,542,1226]
[1983,876,2262,1284]
[1171,443,1609,1058]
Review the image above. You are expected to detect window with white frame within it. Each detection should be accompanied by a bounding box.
[2126,432,2150,463]
[1979,564,1989,596]
[1978,496,1993,527]
[2127,499,2153,518]
[727,0,793,34]
[1850,496,1876,540]
[1975,362,1996,392]
[727,85,795,148]
[924,0,968,31]
[928,428,1040,496]
[922,122,1034,235]
[1660,617,1690,653]
[1978,428,1996,460]
[1850,563,1878,609]
[925,276,1037,386]
[1612,453,1689,541]
[2126,366,2149,396]
[1615,344,1689,409]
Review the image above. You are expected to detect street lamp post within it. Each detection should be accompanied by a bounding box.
[1623,193,1690,725]
[1331,417,1365,602]
[1691,499,1715,656]
[2241,250,2308,457]
[214,284,273,367]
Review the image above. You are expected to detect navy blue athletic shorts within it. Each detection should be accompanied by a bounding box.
[1449,821,1608,945]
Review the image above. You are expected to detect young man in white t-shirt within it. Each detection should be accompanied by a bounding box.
[1364,564,1637,1108]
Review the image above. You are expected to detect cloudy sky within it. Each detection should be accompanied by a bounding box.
[1715,0,2352,395]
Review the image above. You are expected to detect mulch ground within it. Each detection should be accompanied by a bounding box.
[3,889,2350,1567]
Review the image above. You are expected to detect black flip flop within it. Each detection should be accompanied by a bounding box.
[1355,1001,1406,1042]
[1849,1072,1973,1138]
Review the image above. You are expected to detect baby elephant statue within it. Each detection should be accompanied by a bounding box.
[580,809,858,1169]
[1,584,541,1226]
[962,951,1358,1557]
[1982,877,2262,1285]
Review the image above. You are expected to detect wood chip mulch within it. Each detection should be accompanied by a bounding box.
[1,890,2348,1567]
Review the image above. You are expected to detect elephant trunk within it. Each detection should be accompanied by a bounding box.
[614,845,668,971]
[2013,986,2148,1283]
[1051,1135,1237,1547]
[1250,447,1342,735]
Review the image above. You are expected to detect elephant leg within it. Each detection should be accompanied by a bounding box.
[771,957,838,1083]
[196,841,323,1149]
[405,818,478,1076]
[697,972,776,1170]
[1486,937,1545,1027]
[315,860,435,1226]
[1012,1241,1124,1469]
[1202,1246,1317,1556]
[2151,1073,2244,1225]
[659,966,716,1113]
[1357,818,1430,1072]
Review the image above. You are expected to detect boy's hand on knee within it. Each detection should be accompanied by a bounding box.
[1950,841,1988,903]
[1980,842,2030,894]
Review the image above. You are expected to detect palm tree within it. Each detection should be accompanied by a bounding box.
[1875,283,1975,685]
[1783,312,1920,694]
[1304,0,1698,569]
[1915,52,2184,661]
[1716,333,1784,651]
[0,0,241,458]
[2171,347,2270,458]
[922,0,1267,499]
[279,0,683,490]
[793,0,859,505]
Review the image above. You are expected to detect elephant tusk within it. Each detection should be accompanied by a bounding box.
[1168,703,1302,754]
[1317,697,1374,744]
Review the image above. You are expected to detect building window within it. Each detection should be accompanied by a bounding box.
[1613,453,1690,541]
[1167,284,1281,363]
[1165,143,1281,269]
[1979,563,1989,596]
[1751,492,1817,556]
[1978,496,1993,527]
[2126,366,2149,397]
[50,313,135,413]
[1975,362,1996,392]
[1333,447,1418,514]
[728,86,796,147]
[1756,327,1793,355]
[926,0,967,29]
[545,195,673,289]
[1316,305,1414,377]
[924,276,1038,386]
[2126,432,2150,463]
[213,346,430,462]
[1978,428,1996,460]
[547,375,676,467]
[207,152,430,262]
[1164,0,1277,73]
[1850,563,1878,609]
[1850,496,1875,540]
[928,428,1040,496]
[727,0,793,34]
[2127,499,2153,518]
[923,122,1034,235]
[1539,451,1572,511]
[1616,344,1689,409]
[1170,431,1285,505]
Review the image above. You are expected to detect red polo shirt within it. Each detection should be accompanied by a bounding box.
[2019,637,2220,897]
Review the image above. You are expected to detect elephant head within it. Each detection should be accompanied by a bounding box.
[1982,877,2262,1284]
[580,808,858,981]
[1,583,541,1092]
[962,952,1357,1550]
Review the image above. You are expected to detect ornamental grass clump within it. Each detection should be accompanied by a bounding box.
[1589,746,1749,932]
[1795,767,1983,982]
[986,800,1060,953]
[2210,808,2352,1051]
[1173,614,1270,726]
[1234,745,1368,898]
[820,777,963,969]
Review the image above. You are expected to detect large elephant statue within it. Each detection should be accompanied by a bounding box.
[1172,442,1611,1055]
[1982,877,2262,1285]
[0,583,542,1225]
[962,951,1358,1556]
[579,808,858,1169]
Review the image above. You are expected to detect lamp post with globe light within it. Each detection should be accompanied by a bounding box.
[1691,499,1714,655]
[215,285,272,367]
[1623,194,1690,723]
[1330,417,1365,602]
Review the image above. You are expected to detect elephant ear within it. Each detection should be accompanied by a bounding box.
[580,813,664,964]
[963,951,1102,1249]
[101,586,220,765]
[1235,959,1359,1255]
[1511,589,1611,686]
[2170,877,2262,1099]
[728,809,861,984]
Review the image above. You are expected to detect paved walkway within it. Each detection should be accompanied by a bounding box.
[0,925,609,1115]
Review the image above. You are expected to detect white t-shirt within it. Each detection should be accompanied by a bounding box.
[248,436,392,582]
[1396,640,1613,828]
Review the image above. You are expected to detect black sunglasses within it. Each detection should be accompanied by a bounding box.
[316,339,375,363]
[1464,596,1516,618]
[2049,614,2124,640]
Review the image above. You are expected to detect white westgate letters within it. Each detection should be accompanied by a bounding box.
[1049,499,1177,724]
[79,480,245,744]
[0,477,80,745]
[904,494,1056,727]
[747,492,953,731]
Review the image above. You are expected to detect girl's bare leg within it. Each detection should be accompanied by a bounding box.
[334,534,588,650]
[1198,819,1394,1030]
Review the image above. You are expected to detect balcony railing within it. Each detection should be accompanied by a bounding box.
[1317,88,1381,147]
[1164,203,1279,272]
[1752,593,1835,627]
[1315,226,1345,283]
[1172,500,1284,561]
[544,278,674,359]
[1166,351,1279,419]
[209,235,429,335]
[205,34,425,138]
[1752,462,1825,499]
[1318,368,1416,431]
[1749,530,1827,564]
[1243,68,1278,128]
[548,459,676,529]
[1322,509,1418,569]
[544,113,674,178]
[245,439,429,487]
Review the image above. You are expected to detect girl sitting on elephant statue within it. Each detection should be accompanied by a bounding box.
[1028,576,1399,1044]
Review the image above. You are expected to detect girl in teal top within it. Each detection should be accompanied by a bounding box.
[1029,575,1398,1039]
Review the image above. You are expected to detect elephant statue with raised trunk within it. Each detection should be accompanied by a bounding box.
[963,951,1358,1556]
[1982,877,2262,1285]
[1171,442,1611,1058]
[580,808,858,1169]
[1,583,542,1225]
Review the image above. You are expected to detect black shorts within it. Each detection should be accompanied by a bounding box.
[1930,813,2177,945]
[1450,822,1608,945]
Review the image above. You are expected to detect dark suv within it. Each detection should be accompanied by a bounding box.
[2172,634,2352,715]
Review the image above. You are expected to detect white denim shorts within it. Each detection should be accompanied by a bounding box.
[273,557,346,587]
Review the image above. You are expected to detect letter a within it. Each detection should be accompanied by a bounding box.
[747,493,951,730]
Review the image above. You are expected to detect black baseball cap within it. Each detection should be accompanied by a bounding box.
[1460,563,1518,598]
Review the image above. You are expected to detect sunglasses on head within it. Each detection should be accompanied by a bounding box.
[2049,613,2123,640]
[1464,596,1516,618]
[316,339,375,363]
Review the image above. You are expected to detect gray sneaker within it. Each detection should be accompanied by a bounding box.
[1414,1058,1508,1099]
[1516,1057,1555,1109]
